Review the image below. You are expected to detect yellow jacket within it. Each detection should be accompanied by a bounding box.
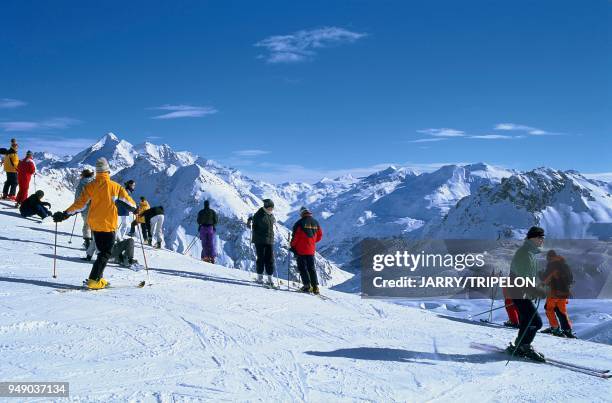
[136,200,150,223]
[66,172,136,232]
[2,151,19,173]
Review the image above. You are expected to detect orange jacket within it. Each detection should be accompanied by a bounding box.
[136,200,150,223]
[66,172,136,232]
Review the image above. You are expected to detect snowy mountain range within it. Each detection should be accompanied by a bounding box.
[35,133,612,280]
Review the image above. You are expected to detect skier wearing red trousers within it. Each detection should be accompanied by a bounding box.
[290,207,323,294]
[15,150,36,206]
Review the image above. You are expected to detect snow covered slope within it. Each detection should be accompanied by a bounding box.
[0,204,610,401]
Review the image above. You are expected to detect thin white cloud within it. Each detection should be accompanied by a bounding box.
[0,98,27,109]
[409,138,448,143]
[149,105,218,119]
[417,128,465,137]
[233,149,270,157]
[19,136,96,156]
[494,123,559,136]
[469,134,515,140]
[255,27,367,64]
[0,117,81,132]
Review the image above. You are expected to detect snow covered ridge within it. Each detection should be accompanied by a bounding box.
[34,133,612,276]
[36,133,351,286]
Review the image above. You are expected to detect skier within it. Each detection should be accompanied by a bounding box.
[248,199,276,286]
[128,196,150,241]
[540,250,576,338]
[75,169,95,249]
[19,190,52,219]
[290,207,323,294]
[197,200,218,263]
[116,180,136,240]
[142,205,165,248]
[110,237,140,269]
[507,226,546,361]
[52,157,136,289]
[15,150,36,207]
[1,139,19,201]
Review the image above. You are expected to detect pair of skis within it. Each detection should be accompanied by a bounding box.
[470,342,610,379]
[55,280,147,293]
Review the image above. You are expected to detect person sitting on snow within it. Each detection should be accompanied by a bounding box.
[19,190,52,219]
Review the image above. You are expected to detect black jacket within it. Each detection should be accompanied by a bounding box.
[251,207,275,245]
[197,207,218,227]
[143,206,164,222]
[19,194,50,216]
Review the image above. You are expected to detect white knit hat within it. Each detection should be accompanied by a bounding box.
[95,157,110,173]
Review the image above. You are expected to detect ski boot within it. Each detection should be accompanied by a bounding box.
[155,242,162,249]
[83,238,91,250]
[504,320,520,328]
[541,326,557,334]
[80,255,92,261]
[255,274,264,284]
[86,278,108,290]
[552,328,566,337]
[563,329,577,339]
[299,285,313,293]
[510,343,545,362]
[312,285,320,295]
[147,239,152,246]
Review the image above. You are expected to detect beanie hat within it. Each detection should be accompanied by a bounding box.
[263,199,274,209]
[95,157,110,173]
[299,206,311,216]
[204,200,210,208]
[26,150,33,157]
[526,226,545,239]
[35,190,44,198]
[81,168,94,178]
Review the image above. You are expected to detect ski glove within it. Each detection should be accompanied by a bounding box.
[52,211,70,223]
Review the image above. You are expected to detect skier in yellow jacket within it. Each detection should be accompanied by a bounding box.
[53,157,136,289]
[2,139,19,200]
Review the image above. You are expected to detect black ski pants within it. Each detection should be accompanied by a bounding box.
[297,254,318,287]
[89,231,115,280]
[3,172,17,197]
[255,243,274,275]
[513,298,543,346]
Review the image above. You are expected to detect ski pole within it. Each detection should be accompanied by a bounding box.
[506,298,541,366]
[469,302,514,319]
[136,224,150,283]
[33,174,37,193]
[52,222,58,278]
[183,236,197,255]
[67,215,78,244]
[287,233,291,290]
[488,271,499,323]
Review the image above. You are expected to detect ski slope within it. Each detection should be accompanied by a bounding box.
[0,204,610,402]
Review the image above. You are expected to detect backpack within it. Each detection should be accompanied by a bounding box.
[0,148,8,155]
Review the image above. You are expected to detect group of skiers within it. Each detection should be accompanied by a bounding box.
[503,226,577,362]
[1,138,38,206]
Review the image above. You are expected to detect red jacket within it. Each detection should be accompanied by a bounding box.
[17,157,36,183]
[291,214,323,256]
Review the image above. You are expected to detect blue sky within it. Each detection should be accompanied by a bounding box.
[0,0,610,183]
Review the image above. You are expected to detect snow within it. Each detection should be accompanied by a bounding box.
[0,201,611,401]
